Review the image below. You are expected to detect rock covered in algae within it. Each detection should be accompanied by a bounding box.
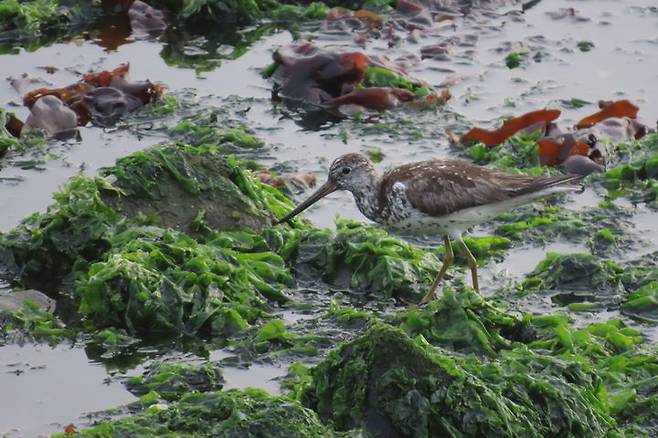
[301,323,613,437]
[55,388,338,437]
[0,299,70,345]
[0,176,121,292]
[102,143,292,234]
[0,142,292,291]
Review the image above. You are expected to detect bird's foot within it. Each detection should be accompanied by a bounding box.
[419,288,442,305]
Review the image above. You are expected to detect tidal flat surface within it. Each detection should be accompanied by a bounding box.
[0,0,657,436]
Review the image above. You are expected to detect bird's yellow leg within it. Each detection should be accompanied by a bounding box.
[420,235,453,304]
[457,237,480,293]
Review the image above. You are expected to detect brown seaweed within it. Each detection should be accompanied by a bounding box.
[460,109,561,147]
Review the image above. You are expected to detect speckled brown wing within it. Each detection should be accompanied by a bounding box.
[381,160,578,217]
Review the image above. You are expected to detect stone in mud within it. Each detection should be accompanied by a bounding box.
[54,388,337,437]
[301,323,612,437]
[23,95,78,136]
[102,144,281,234]
[562,154,604,176]
[0,289,54,313]
[128,0,167,38]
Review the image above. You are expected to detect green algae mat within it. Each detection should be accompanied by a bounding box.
[1,0,658,436]
[2,131,658,437]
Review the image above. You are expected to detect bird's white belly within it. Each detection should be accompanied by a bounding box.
[390,205,497,239]
[388,188,565,238]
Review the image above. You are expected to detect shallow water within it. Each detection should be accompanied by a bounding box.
[1,0,657,435]
[0,343,136,437]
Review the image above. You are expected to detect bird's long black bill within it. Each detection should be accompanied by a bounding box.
[275,181,338,224]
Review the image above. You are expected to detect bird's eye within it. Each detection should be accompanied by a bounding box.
[342,167,351,175]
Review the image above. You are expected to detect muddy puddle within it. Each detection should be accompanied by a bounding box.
[1,0,657,436]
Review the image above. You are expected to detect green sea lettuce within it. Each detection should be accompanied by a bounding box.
[362,66,431,98]
[0,108,20,156]
[584,133,658,207]
[55,388,338,437]
[0,142,292,292]
[0,300,70,344]
[126,360,224,400]
[277,219,509,300]
[398,287,529,356]
[75,226,291,336]
[301,323,613,437]
[157,0,334,25]
[0,176,122,291]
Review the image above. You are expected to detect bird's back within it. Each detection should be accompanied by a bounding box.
[379,159,580,218]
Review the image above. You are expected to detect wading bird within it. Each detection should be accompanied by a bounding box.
[276,153,581,303]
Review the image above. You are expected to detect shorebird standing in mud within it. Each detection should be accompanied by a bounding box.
[276,153,582,303]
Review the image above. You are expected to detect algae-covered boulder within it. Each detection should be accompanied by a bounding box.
[0,143,292,291]
[58,388,337,437]
[102,143,292,234]
[301,323,613,437]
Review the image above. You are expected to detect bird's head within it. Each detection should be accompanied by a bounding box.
[276,153,375,224]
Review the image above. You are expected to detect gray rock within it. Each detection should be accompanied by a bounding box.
[129,0,167,38]
[24,95,77,135]
[0,289,55,313]
[562,155,604,176]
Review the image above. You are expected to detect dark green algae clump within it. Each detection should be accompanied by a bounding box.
[519,251,658,320]
[126,360,224,401]
[0,142,290,291]
[598,133,658,208]
[55,388,339,437]
[269,218,509,301]
[298,288,658,437]
[0,141,296,338]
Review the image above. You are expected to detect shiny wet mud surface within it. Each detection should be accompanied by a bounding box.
[1,0,657,436]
